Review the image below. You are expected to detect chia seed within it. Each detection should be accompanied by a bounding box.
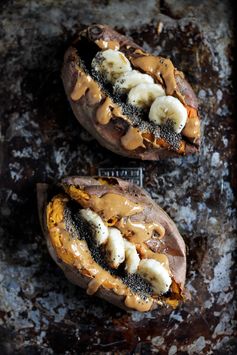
[121,273,153,297]
[160,119,182,150]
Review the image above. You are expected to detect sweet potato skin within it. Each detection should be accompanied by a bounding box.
[37,177,187,311]
[62,25,199,160]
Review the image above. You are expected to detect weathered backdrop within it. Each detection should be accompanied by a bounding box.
[0,0,236,353]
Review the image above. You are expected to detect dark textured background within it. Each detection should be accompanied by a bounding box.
[0,0,236,353]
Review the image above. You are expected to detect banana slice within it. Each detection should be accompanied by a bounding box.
[138,259,172,294]
[114,70,154,93]
[80,208,108,245]
[106,228,125,268]
[124,239,140,274]
[149,96,188,133]
[128,83,165,108]
[91,49,132,83]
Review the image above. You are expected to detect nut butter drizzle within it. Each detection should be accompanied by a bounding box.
[87,274,107,295]
[73,192,144,220]
[96,98,143,152]
[117,219,169,270]
[120,126,145,151]
[71,66,102,104]
[96,97,128,125]
[131,55,177,96]
[125,294,153,312]
[47,196,152,312]
[117,218,165,243]
[182,116,200,139]
[138,244,170,271]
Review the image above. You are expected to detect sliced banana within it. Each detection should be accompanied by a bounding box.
[80,208,108,245]
[138,259,172,294]
[106,228,125,268]
[91,49,132,83]
[124,239,140,274]
[114,70,154,94]
[149,95,187,133]
[127,83,165,108]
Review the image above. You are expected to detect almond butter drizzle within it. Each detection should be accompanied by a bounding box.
[116,218,170,272]
[96,97,127,125]
[125,294,153,312]
[131,55,177,96]
[121,126,145,151]
[87,274,107,295]
[117,218,165,244]
[182,116,200,138]
[71,67,102,104]
[88,193,144,220]
[47,196,154,312]
[95,39,120,50]
[138,244,170,270]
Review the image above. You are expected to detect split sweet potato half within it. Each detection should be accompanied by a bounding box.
[62,24,200,160]
[37,176,187,312]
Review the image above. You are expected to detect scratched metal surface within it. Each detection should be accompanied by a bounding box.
[0,0,236,354]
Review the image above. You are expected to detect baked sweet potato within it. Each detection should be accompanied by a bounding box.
[37,176,187,312]
[62,24,200,160]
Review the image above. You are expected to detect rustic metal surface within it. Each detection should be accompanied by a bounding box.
[0,0,236,353]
